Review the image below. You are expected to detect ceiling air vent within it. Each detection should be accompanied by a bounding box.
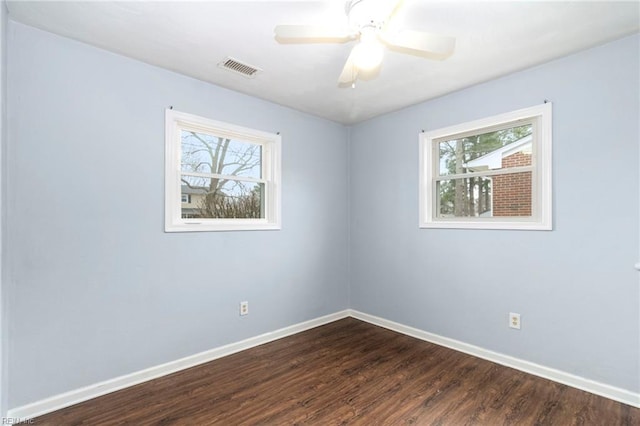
[218,57,262,78]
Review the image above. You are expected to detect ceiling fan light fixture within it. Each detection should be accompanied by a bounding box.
[274,0,456,87]
[352,30,384,71]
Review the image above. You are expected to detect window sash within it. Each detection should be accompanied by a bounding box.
[177,122,269,145]
[433,165,534,181]
[433,120,537,178]
[180,171,267,185]
[419,103,552,230]
[166,109,281,232]
[432,118,536,146]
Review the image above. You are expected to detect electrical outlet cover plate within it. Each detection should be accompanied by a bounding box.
[240,301,249,316]
[509,312,521,329]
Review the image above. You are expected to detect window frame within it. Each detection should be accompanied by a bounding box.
[165,109,281,232]
[419,103,552,230]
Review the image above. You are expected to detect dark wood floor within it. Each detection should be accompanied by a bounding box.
[33,318,638,425]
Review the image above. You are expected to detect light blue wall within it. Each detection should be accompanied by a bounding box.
[5,17,639,411]
[0,0,7,417]
[349,34,640,392]
[6,22,349,407]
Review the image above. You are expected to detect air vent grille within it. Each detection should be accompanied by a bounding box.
[218,57,262,78]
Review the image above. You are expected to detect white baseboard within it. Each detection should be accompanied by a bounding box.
[7,310,350,420]
[9,308,639,420]
[349,309,640,408]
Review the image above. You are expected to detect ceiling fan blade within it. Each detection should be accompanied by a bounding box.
[338,48,358,86]
[274,25,355,43]
[381,30,455,59]
[384,0,405,27]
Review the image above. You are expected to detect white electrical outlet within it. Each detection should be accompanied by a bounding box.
[240,301,249,316]
[509,312,521,329]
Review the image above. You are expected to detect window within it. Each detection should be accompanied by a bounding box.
[419,103,552,230]
[165,109,281,232]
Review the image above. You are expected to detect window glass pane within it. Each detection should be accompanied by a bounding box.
[181,175,265,219]
[437,171,532,218]
[181,130,262,178]
[438,124,532,176]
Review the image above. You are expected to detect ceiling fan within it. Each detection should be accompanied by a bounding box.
[274,0,456,87]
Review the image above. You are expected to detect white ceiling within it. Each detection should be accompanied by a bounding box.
[6,1,640,124]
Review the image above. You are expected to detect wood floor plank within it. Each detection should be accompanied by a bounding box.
[32,318,639,425]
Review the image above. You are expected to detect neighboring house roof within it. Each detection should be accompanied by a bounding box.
[181,184,208,195]
[464,134,532,171]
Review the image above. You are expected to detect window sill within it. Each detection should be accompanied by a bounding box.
[419,219,552,231]
[165,220,281,233]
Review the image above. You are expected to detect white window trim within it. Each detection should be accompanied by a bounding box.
[419,103,552,230]
[165,109,281,232]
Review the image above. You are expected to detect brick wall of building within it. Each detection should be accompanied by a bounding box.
[492,151,532,216]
